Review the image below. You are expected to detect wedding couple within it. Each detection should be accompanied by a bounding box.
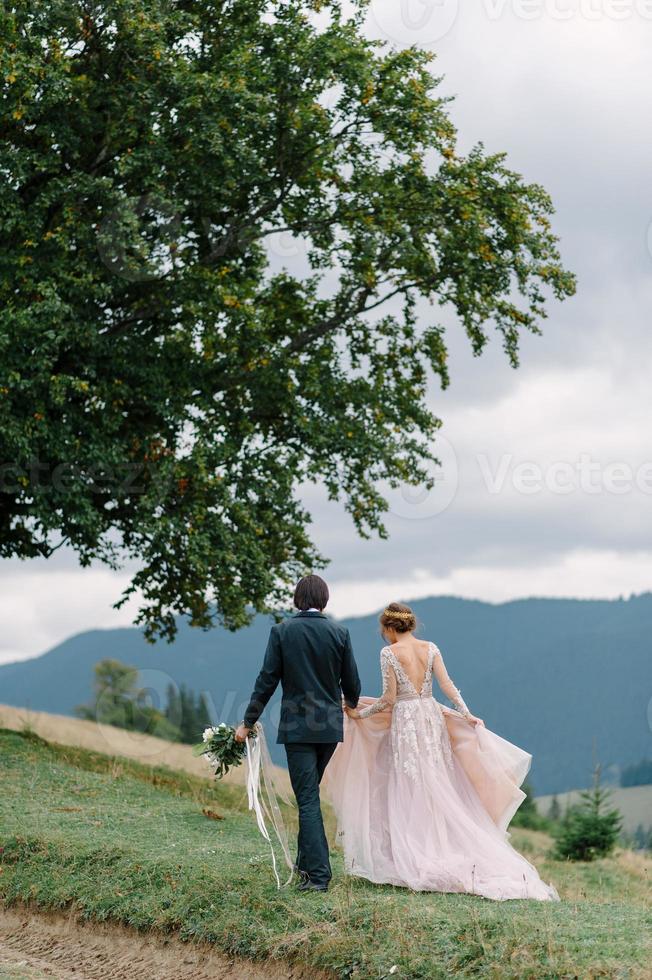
[235,574,558,900]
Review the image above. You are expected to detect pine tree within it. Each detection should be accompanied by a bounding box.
[547,795,561,822]
[164,683,181,729]
[196,692,212,733]
[178,685,196,743]
[553,766,623,861]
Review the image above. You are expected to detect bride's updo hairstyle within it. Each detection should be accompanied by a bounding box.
[380,601,416,634]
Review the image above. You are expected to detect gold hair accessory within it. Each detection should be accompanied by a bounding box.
[383,608,414,619]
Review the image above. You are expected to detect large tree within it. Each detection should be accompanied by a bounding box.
[0,0,575,639]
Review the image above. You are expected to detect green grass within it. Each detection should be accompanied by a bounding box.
[0,729,650,979]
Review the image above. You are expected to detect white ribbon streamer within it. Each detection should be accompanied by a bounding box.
[245,723,294,889]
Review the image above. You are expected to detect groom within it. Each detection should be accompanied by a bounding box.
[235,574,361,892]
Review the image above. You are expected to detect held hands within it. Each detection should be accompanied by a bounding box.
[344,704,361,720]
[235,724,252,743]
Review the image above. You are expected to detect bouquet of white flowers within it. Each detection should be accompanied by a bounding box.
[195,721,293,888]
[193,723,255,779]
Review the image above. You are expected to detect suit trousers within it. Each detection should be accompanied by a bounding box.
[284,741,337,887]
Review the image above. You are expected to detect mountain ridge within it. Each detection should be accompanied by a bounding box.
[1,593,650,794]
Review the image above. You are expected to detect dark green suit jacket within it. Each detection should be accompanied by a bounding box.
[243,611,361,744]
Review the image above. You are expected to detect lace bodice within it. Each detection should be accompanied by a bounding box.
[358,642,471,719]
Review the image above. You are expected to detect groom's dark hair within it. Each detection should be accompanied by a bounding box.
[294,574,329,611]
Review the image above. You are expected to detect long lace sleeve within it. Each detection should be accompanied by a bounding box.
[432,645,471,718]
[358,648,397,718]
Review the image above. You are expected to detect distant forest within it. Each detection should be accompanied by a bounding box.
[76,658,210,745]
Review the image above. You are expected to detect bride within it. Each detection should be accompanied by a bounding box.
[323,602,559,901]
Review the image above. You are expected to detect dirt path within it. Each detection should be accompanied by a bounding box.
[0,905,326,980]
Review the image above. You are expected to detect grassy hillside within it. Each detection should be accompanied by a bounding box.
[1,728,650,979]
[0,702,290,793]
[1,594,651,794]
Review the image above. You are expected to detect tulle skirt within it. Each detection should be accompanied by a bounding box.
[322,696,559,901]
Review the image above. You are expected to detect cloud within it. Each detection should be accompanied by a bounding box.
[0,564,139,665]
[327,548,652,619]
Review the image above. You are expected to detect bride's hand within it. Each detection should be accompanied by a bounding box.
[466,714,485,728]
[344,705,361,719]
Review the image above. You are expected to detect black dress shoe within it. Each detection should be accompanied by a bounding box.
[297,879,329,893]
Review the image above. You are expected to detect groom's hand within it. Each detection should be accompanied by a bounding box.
[235,724,252,743]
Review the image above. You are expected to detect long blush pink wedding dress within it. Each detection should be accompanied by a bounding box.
[323,642,559,901]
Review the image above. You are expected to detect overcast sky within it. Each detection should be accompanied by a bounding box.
[3,1,652,665]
